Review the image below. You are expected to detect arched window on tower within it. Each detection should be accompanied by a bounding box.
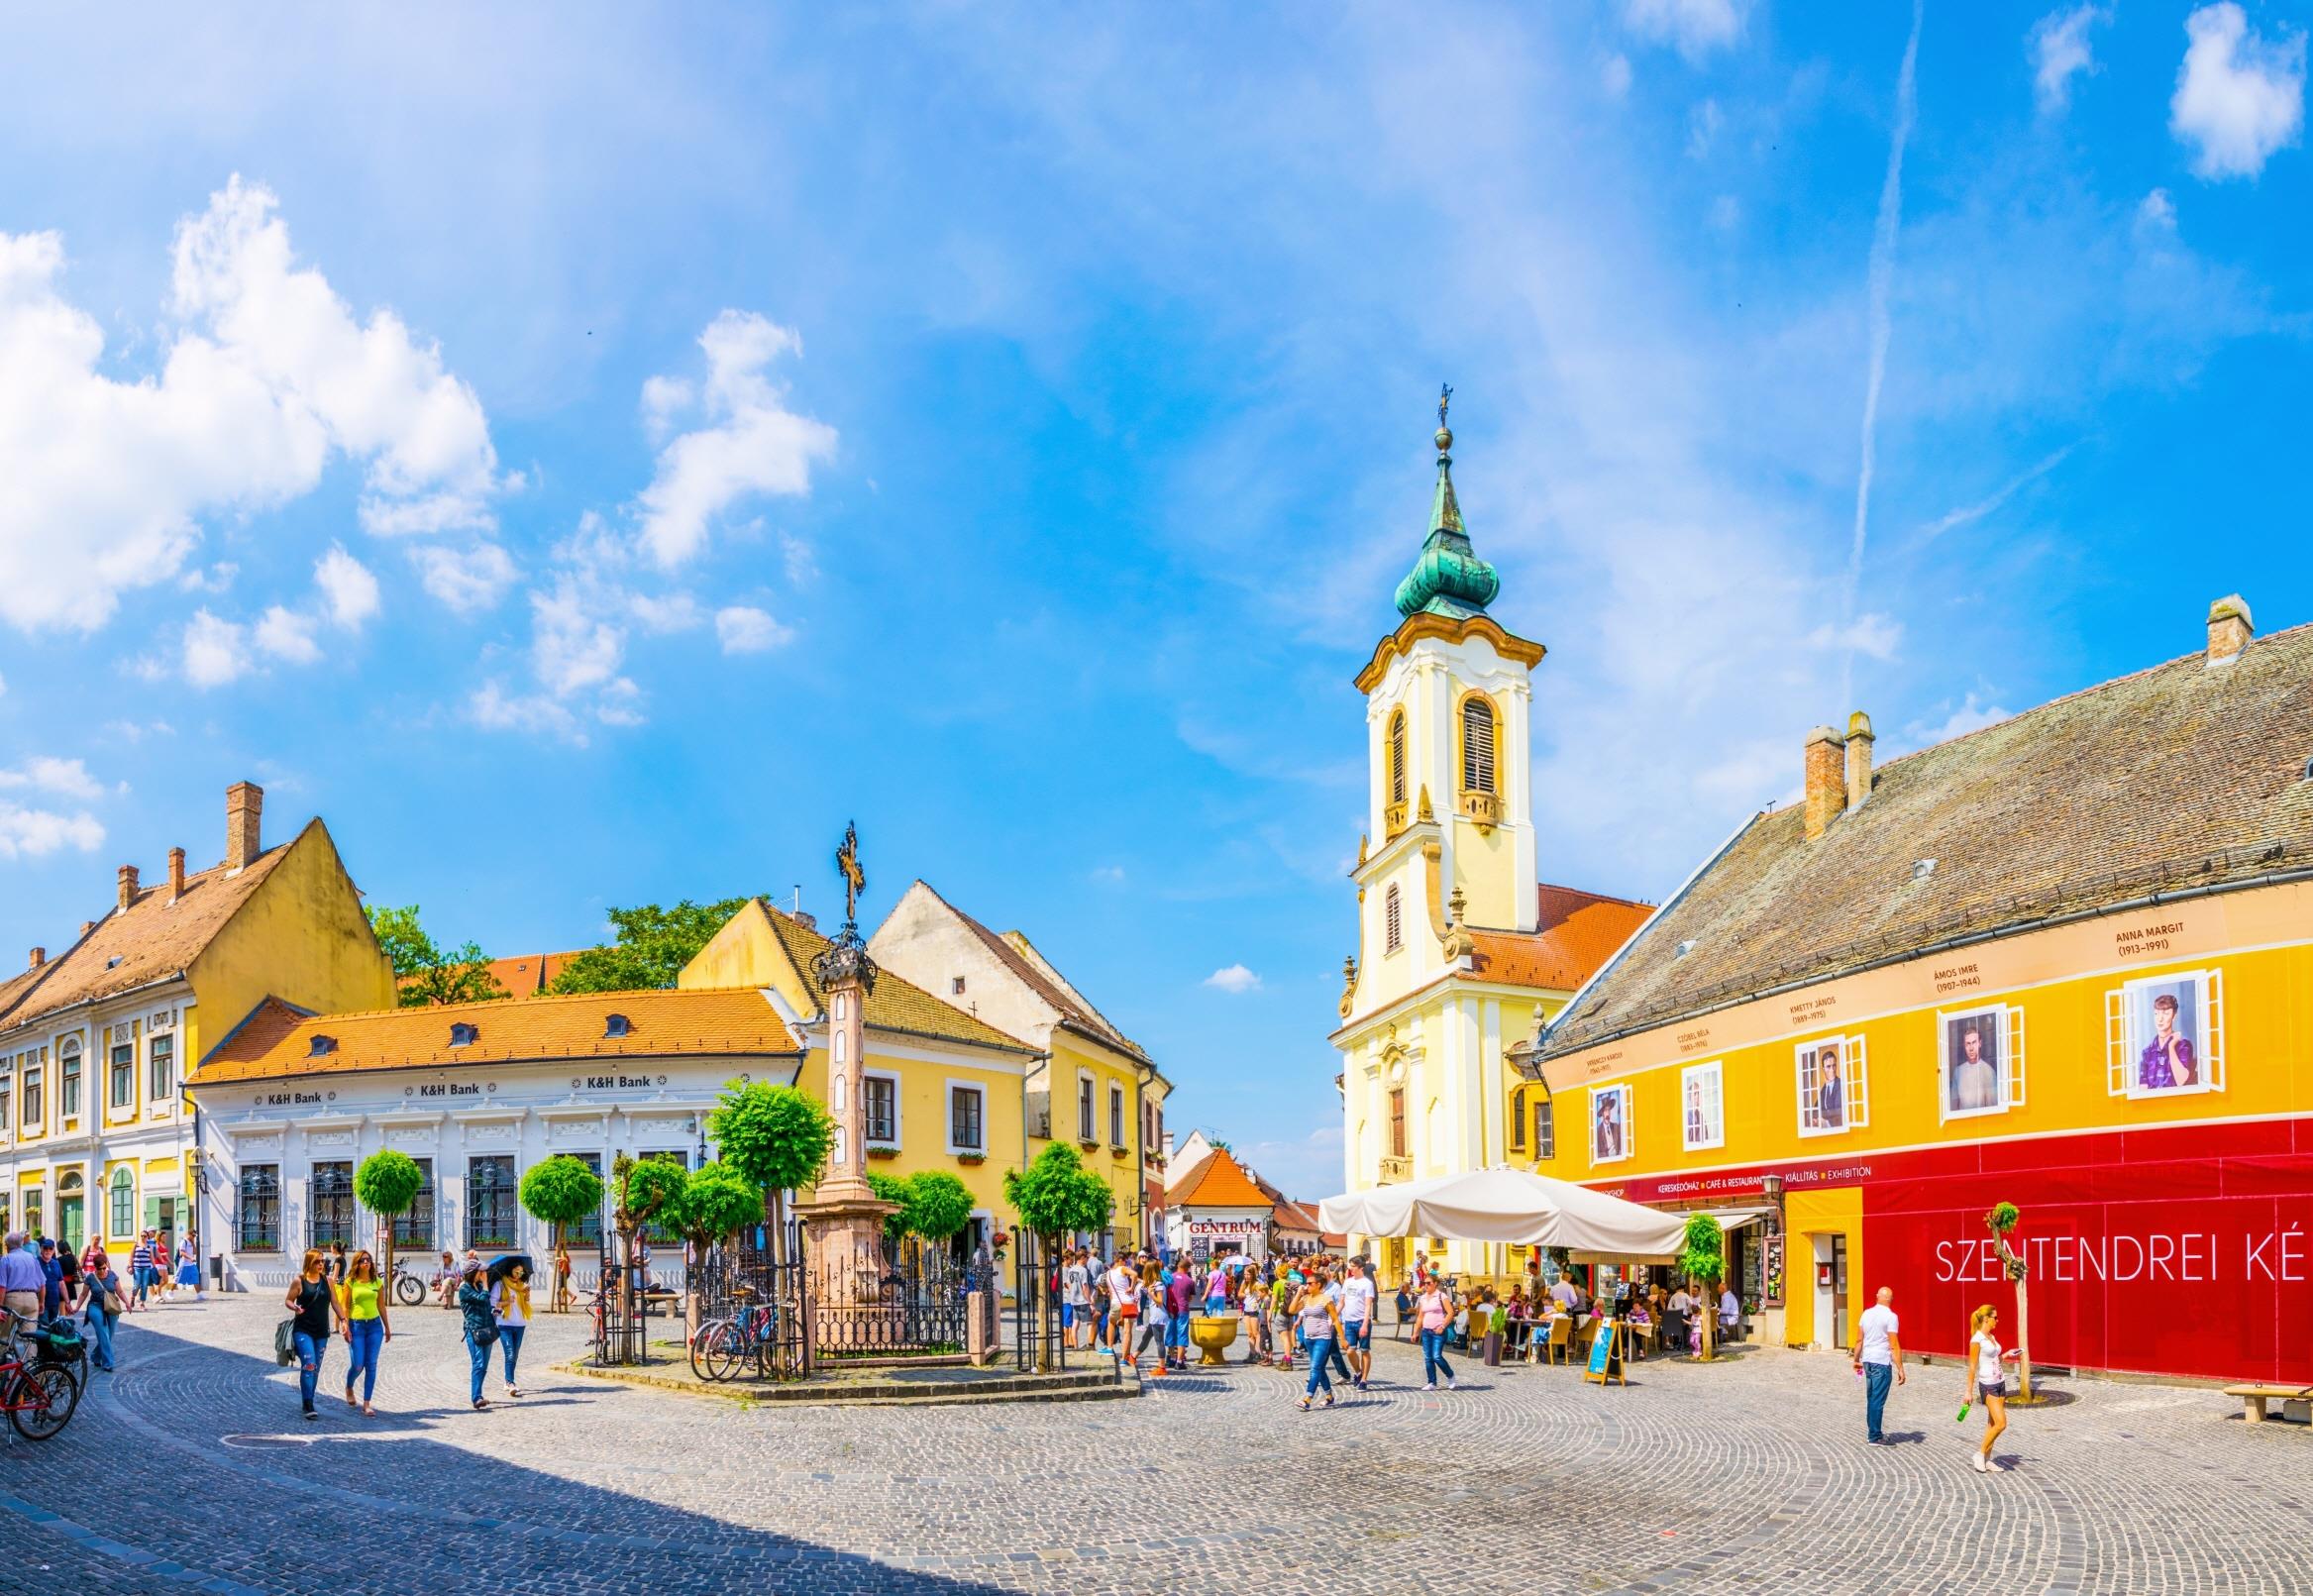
[1386,708,1408,832]
[1461,694,1497,794]
[1384,884,1403,953]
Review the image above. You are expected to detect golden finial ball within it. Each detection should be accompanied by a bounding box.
[1434,425,1453,453]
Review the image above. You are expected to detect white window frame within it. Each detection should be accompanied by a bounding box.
[861,1068,902,1149]
[1937,1004,2015,1122]
[1795,1036,1868,1137]
[944,1079,987,1156]
[1589,1083,1633,1165]
[2108,968,2224,1100]
[1680,1061,1725,1152]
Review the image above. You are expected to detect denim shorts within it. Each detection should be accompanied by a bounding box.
[1061,1303,1077,1327]
[1977,1379,2006,1401]
[1342,1319,1372,1350]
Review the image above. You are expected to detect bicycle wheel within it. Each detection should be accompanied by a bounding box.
[689,1320,744,1383]
[8,1364,81,1440]
[393,1273,426,1308]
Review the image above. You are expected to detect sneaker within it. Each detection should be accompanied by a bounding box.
[1446,1379,1458,1390]
[1297,1396,1311,1411]
[1322,1394,1336,1408]
[302,1409,319,1422]
[1971,1454,1987,1473]
[1423,1382,1436,1391]
[1985,1460,2007,1473]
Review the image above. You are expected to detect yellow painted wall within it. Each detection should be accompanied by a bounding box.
[790,1040,1026,1228]
[188,818,394,1075]
[1451,814,1520,930]
[1785,1187,1863,1349]
[679,903,809,1009]
[1534,883,2313,1187]
[1029,1030,1150,1243]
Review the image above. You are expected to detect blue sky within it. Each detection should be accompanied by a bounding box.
[2,3,2307,1200]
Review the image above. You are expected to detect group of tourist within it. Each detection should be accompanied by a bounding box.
[280,1246,534,1419]
[0,1226,202,1376]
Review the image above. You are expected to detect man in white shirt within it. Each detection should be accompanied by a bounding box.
[1103,1255,1138,1362]
[1063,1252,1091,1349]
[1853,1285,1905,1443]
[1338,1258,1378,1390]
[1951,1025,1998,1113]
[1718,1285,1741,1341]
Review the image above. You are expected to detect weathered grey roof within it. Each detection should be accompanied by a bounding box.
[1544,621,2313,1056]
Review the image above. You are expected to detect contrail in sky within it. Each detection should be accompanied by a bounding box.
[1842,0,1925,701]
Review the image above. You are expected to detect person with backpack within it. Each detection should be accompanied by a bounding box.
[283,1248,344,1421]
[74,1249,124,1373]
[457,1264,498,1410]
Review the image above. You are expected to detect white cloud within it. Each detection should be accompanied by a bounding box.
[0,756,105,801]
[714,604,793,654]
[631,591,706,635]
[102,719,174,743]
[468,681,585,744]
[1805,612,1903,662]
[177,562,239,594]
[0,802,104,860]
[2170,3,2306,179]
[254,603,322,664]
[2031,7,2106,115]
[411,542,518,615]
[314,544,379,630]
[1204,963,1262,994]
[1906,694,2013,748]
[0,176,504,634]
[181,609,249,688]
[1622,0,1745,59]
[633,310,838,568]
[1602,54,1633,99]
[2136,187,2179,236]
[531,578,627,698]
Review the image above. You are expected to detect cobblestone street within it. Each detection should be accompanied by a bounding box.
[1,1296,2305,1595]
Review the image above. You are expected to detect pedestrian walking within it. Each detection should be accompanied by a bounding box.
[1293,1278,1343,1411]
[1063,1249,1091,1350]
[1416,1276,1457,1391]
[490,1259,532,1397]
[1163,1257,1194,1368]
[457,1264,497,1410]
[1854,1286,1904,1443]
[75,1249,124,1372]
[1962,1304,2015,1473]
[1104,1253,1140,1364]
[37,1237,65,1322]
[338,1248,391,1416]
[327,1239,350,1287]
[1134,1263,1168,1365]
[176,1233,206,1301]
[283,1248,343,1422]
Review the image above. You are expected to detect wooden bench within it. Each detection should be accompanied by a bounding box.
[2223,1384,2312,1424]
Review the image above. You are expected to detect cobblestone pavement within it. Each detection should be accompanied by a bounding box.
[2,1297,2306,1594]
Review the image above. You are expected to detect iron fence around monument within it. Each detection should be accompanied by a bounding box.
[808,1234,971,1360]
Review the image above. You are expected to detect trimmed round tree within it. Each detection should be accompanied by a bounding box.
[668,1160,765,1339]
[354,1149,424,1295]
[611,1152,688,1317]
[903,1171,976,1244]
[519,1155,605,1312]
[1986,1201,2034,1400]
[1679,1211,1727,1363]
[866,1171,917,1255]
[1003,1143,1116,1370]
[705,1080,833,1267]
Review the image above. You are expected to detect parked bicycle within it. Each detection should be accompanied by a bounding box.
[389,1259,428,1308]
[690,1292,782,1382]
[0,1313,83,1441]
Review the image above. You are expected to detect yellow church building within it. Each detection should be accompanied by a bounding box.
[1331,403,1650,1285]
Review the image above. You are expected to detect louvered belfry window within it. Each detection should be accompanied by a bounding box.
[1461,695,1497,795]
[1388,709,1407,805]
[1384,884,1403,953]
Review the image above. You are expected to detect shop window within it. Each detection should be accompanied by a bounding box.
[864,1074,897,1145]
[239,1165,281,1251]
[467,1155,518,1250]
[110,1167,135,1237]
[393,1158,436,1251]
[949,1086,985,1153]
[1796,1036,1869,1136]
[148,1032,174,1103]
[310,1161,355,1248]
[2107,969,2224,1100]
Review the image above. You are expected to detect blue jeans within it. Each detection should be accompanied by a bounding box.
[1863,1360,1892,1440]
[1165,1314,1190,1353]
[82,1305,116,1370]
[347,1317,384,1402]
[1420,1328,1454,1385]
[292,1329,327,1412]
[133,1266,155,1307]
[1304,1335,1335,1398]
[497,1323,525,1385]
[467,1332,491,1403]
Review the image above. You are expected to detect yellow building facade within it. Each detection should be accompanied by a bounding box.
[0,782,392,1260]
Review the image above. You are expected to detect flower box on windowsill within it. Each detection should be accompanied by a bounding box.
[866,1145,900,1160]
[1109,1144,1129,1158]
[954,1152,987,1165]
[1077,1138,1100,1151]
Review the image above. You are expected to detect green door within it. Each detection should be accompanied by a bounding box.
[59,1195,85,1254]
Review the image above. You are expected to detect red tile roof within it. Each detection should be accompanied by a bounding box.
[1174,1145,1271,1210]
[1466,884,1652,993]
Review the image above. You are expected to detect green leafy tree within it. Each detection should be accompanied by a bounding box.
[667,1160,764,1339]
[1987,1201,2033,1400]
[705,1080,834,1267]
[368,904,507,1008]
[354,1150,425,1294]
[867,1171,917,1254]
[1002,1143,1116,1369]
[548,897,762,994]
[901,1171,976,1243]
[519,1156,605,1311]
[1679,1212,1727,1363]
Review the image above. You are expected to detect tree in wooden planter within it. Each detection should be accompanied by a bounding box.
[705,1080,833,1268]
[353,1150,424,1302]
[1002,1143,1116,1371]
[1679,1211,1727,1362]
[518,1155,605,1312]
[666,1160,764,1340]
[1986,1201,2035,1401]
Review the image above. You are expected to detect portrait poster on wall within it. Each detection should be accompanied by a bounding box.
[1940,1006,2007,1119]
[1796,1039,1847,1134]
[2121,972,2216,1099]
[1591,1084,1631,1164]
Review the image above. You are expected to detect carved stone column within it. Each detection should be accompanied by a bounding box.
[795,921,899,1350]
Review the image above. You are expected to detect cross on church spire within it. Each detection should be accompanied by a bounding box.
[1393,385,1499,620]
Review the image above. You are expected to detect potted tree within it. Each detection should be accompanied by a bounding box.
[353,1150,424,1305]
[518,1155,604,1313]
[705,1080,833,1269]
[1002,1143,1116,1371]
[1679,1212,1727,1363]
[1986,1201,2035,1402]
[666,1160,765,1341]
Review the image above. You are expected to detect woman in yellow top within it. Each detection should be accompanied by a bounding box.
[337,1249,392,1417]
[488,1260,532,1399]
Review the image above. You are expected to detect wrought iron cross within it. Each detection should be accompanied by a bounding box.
[835,820,866,924]
[1438,382,1451,427]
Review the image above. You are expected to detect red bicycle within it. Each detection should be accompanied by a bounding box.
[0,1314,84,1441]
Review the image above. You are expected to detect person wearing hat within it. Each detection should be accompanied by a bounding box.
[0,1230,45,1352]
[37,1236,66,1322]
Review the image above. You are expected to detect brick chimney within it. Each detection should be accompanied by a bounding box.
[167,847,186,904]
[2207,593,2253,665]
[28,947,44,971]
[1843,711,1875,811]
[1803,724,1847,841]
[117,864,140,910]
[79,920,95,938]
[226,781,263,871]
